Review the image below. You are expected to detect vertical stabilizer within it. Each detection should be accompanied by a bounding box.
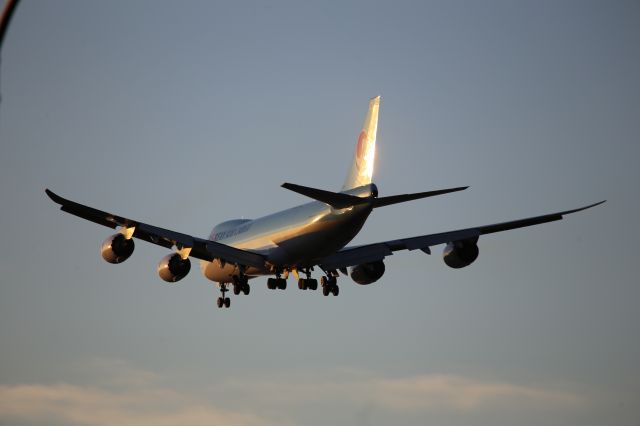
[342,96,380,191]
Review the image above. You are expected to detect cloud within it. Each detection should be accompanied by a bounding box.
[0,383,287,426]
[0,360,587,426]
[221,371,586,413]
[365,374,585,411]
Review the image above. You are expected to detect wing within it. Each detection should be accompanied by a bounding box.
[317,200,605,270]
[45,189,265,268]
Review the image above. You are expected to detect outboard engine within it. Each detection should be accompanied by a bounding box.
[443,239,479,268]
[101,233,135,264]
[350,260,385,285]
[157,253,191,282]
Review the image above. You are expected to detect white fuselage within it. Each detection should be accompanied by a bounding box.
[201,184,376,283]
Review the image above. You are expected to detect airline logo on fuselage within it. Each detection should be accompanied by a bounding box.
[211,222,252,242]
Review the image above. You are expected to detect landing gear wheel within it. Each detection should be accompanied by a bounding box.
[242,283,250,295]
[298,278,307,290]
[320,276,329,287]
[233,285,241,295]
[217,283,231,309]
[320,275,338,297]
[277,278,287,290]
[267,278,276,290]
[308,279,318,290]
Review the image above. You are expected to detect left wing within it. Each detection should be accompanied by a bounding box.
[317,200,605,270]
[45,189,265,268]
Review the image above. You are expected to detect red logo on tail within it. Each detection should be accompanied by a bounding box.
[356,130,367,166]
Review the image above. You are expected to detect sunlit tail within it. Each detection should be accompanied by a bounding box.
[342,96,380,191]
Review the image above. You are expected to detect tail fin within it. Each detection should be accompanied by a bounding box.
[342,96,380,191]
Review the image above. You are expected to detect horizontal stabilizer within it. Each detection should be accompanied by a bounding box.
[281,183,368,209]
[373,186,469,208]
[282,183,468,209]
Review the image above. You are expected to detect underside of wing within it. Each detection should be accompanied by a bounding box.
[317,200,605,270]
[45,189,265,268]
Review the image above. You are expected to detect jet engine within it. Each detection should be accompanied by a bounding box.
[101,233,135,264]
[350,260,385,285]
[443,239,479,269]
[157,253,191,282]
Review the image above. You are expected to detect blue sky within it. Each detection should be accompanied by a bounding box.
[1,1,638,425]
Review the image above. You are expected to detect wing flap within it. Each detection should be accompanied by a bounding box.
[319,243,392,270]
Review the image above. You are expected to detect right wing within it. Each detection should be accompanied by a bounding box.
[45,189,265,268]
[317,200,605,270]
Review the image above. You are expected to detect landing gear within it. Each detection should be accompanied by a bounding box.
[216,283,231,309]
[217,296,231,308]
[232,275,250,295]
[297,268,318,290]
[268,268,288,290]
[267,277,287,290]
[298,278,318,290]
[320,275,339,296]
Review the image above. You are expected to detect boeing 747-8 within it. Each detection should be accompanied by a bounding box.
[46,96,604,308]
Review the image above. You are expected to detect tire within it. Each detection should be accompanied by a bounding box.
[267,278,276,290]
[243,284,250,295]
[322,286,330,296]
[233,285,241,295]
[217,297,223,308]
[309,279,318,290]
[224,297,231,308]
[278,279,287,290]
[332,285,339,296]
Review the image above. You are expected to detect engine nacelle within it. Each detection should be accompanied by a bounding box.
[350,260,385,285]
[443,239,479,269]
[101,233,135,264]
[157,253,191,283]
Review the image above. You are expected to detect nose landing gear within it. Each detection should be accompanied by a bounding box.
[216,283,231,308]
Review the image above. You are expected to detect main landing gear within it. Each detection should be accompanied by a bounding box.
[267,276,287,290]
[298,277,318,290]
[232,275,250,296]
[295,268,338,296]
[215,268,341,308]
[268,274,338,296]
[298,269,318,290]
[321,275,339,296]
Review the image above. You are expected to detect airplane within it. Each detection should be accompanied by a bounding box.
[46,96,604,309]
